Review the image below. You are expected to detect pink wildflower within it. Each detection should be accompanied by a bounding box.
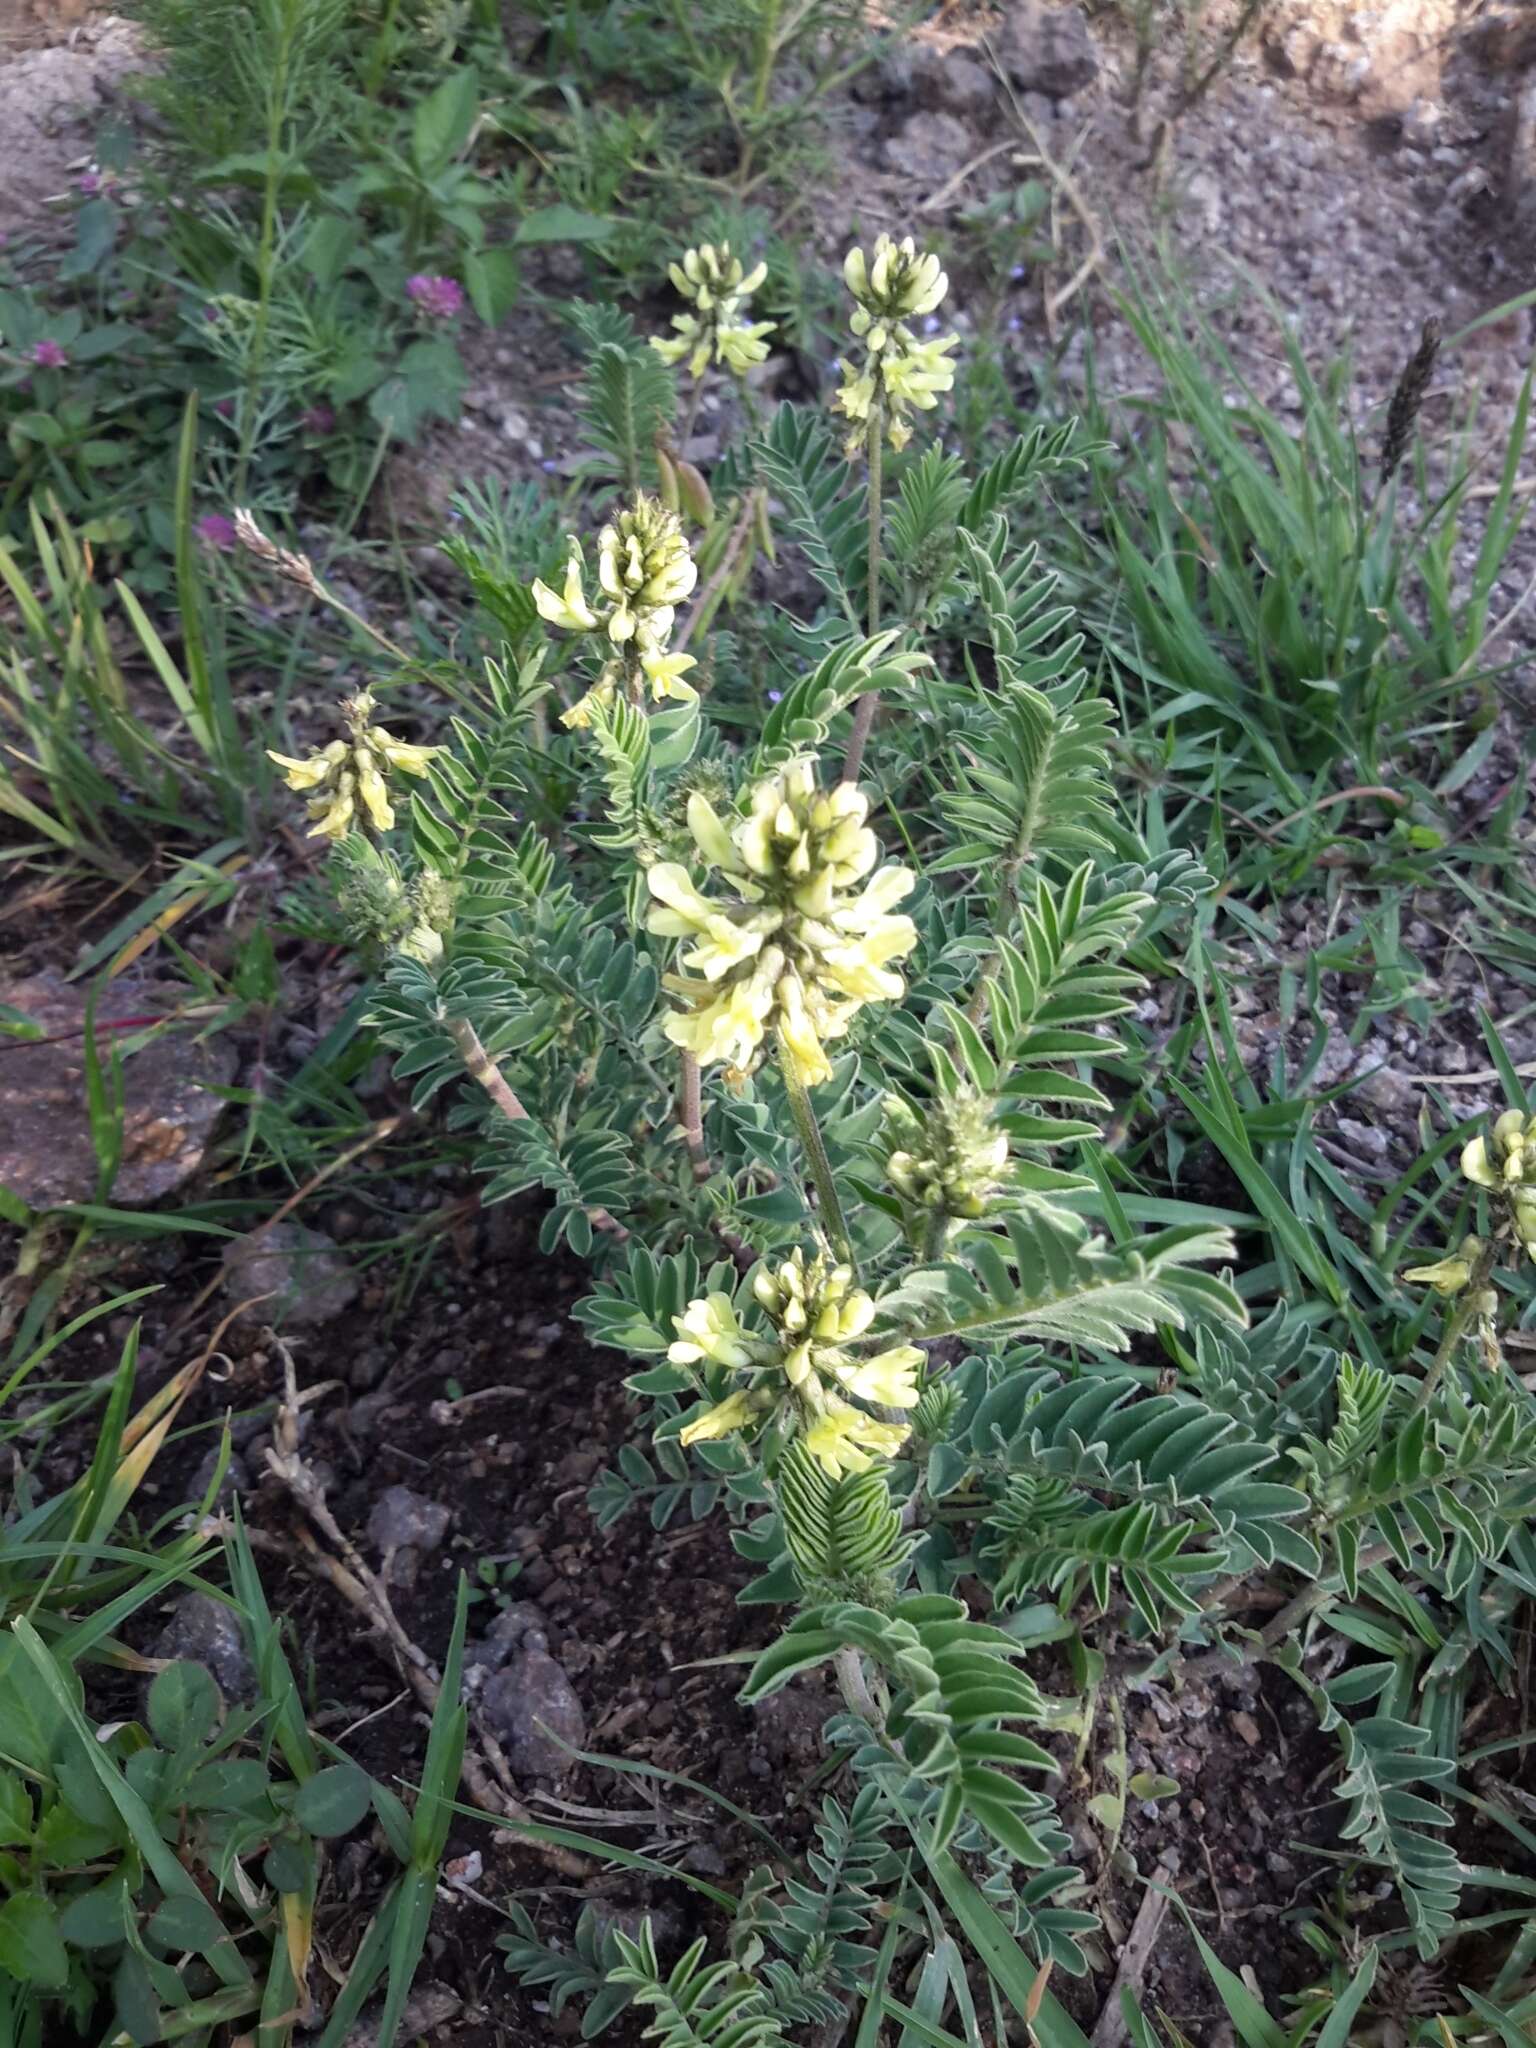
[405,273,464,321]
[196,513,237,551]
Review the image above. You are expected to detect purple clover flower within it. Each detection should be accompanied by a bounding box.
[213,397,235,420]
[32,339,68,369]
[78,170,103,196]
[196,513,237,551]
[302,403,335,435]
[406,273,464,321]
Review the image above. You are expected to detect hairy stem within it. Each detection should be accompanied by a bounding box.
[840,401,884,783]
[920,1209,952,1264]
[1410,1234,1500,1417]
[449,1014,630,1240]
[673,491,758,654]
[680,1050,710,1182]
[677,374,705,458]
[446,1014,528,1122]
[779,1039,854,1269]
[750,0,783,119]
[1184,1538,1400,1687]
[834,1644,881,1728]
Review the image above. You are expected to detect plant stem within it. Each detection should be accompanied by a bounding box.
[920,1210,952,1264]
[677,375,705,459]
[680,1051,710,1182]
[446,1015,528,1122]
[779,1038,853,1269]
[673,492,758,653]
[236,32,292,501]
[840,401,884,783]
[750,0,783,121]
[834,1644,881,1727]
[1410,1235,1500,1417]
[447,1013,629,1240]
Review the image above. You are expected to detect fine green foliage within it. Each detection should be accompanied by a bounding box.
[775,1444,910,1599]
[872,1213,1243,1349]
[17,91,1536,2033]
[609,1925,789,2048]
[249,247,1536,2029]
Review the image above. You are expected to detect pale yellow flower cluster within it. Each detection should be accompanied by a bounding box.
[1404,1235,1483,1297]
[650,242,776,381]
[1462,1109,1536,1257]
[672,1249,920,1476]
[884,1088,1010,1225]
[267,691,440,841]
[645,758,917,1087]
[835,233,959,456]
[531,494,699,728]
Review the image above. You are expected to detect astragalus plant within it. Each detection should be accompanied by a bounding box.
[256,235,1536,2040]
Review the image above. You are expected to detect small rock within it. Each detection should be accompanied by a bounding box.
[0,973,236,1210]
[1183,168,1224,234]
[850,42,915,103]
[481,1648,585,1778]
[588,1900,685,1959]
[1353,1056,1414,1115]
[1397,97,1443,148]
[368,1485,451,1555]
[992,2,1098,99]
[348,1345,389,1391]
[1230,1710,1262,1747]
[1335,1116,1389,1160]
[910,42,997,116]
[0,23,147,229]
[463,1602,549,1694]
[883,109,974,183]
[189,1445,251,1508]
[220,1222,359,1327]
[340,1981,462,2048]
[752,1678,837,1764]
[150,1592,254,1705]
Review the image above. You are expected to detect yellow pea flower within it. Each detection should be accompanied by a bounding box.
[679,1389,761,1446]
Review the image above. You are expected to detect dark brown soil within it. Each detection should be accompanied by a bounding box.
[8,1154,1523,2044]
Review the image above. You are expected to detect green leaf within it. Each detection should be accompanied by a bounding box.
[9,411,64,448]
[1169,1077,1344,1307]
[514,204,615,246]
[412,67,479,176]
[369,338,466,440]
[302,215,359,289]
[293,1763,372,1838]
[0,1635,70,1773]
[0,1773,31,1847]
[463,246,521,325]
[0,1892,70,1988]
[920,1846,1092,2048]
[10,1621,253,1993]
[264,1836,311,1893]
[113,1949,162,2045]
[148,1660,221,1748]
[148,1891,228,1952]
[1315,1948,1378,2048]
[59,1877,132,1950]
